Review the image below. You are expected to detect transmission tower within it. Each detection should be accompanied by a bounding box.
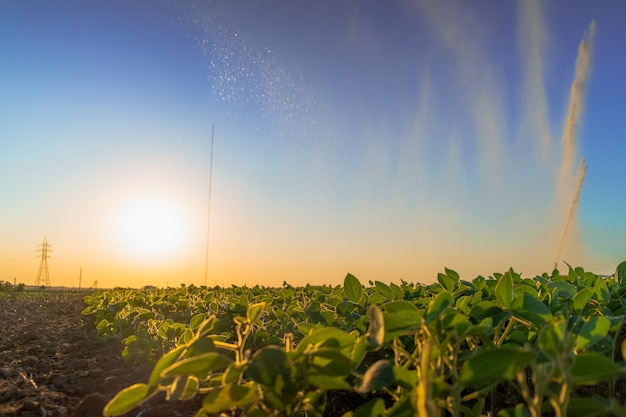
[34,236,52,286]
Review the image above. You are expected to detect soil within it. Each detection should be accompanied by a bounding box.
[2,291,625,417]
[0,292,202,417]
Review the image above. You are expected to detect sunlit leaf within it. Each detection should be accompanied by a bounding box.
[247,302,266,324]
[103,383,151,417]
[444,267,460,282]
[593,278,610,304]
[495,271,513,309]
[576,316,610,350]
[572,288,594,314]
[437,273,455,292]
[162,352,233,377]
[149,344,186,387]
[201,382,259,414]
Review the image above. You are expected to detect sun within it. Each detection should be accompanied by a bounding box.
[115,197,189,260]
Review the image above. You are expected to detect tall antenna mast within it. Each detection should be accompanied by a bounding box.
[35,236,52,286]
[555,161,587,270]
[204,125,215,286]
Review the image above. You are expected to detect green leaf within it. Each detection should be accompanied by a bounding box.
[297,322,318,336]
[538,321,568,360]
[149,345,186,387]
[567,397,625,417]
[247,347,292,387]
[247,302,266,324]
[179,375,199,401]
[185,337,216,358]
[247,347,296,410]
[366,305,384,349]
[593,278,610,304]
[201,383,259,414]
[189,313,208,330]
[296,327,355,353]
[576,316,611,350]
[162,352,233,377]
[385,397,415,417]
[426,291,453,322]
[374,281,395,300]
[355,360,395,394]
[510,293,552,326]
[546,281,577,299]
[437,273,455,292]
[459,348,535,389]
[103,383,151,417]
[615,260,626,284]
[310,349,353,377]
[495,271,514,309]
[308,374,352,390]
[392,365,418,389]
[167,375,189,401]
[336,301,359,316]
[497,403,532,417]
[344,273,363,303]
[571,352,626,385]
[351,398,386,417]
[572,288,594,314]
[444,267,460,281]
[383,302,422,341]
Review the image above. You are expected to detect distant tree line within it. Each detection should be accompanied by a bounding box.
[0,280,25,292]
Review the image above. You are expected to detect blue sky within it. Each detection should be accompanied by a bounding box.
[1,1,625,288]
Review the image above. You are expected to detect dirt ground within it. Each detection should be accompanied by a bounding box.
[0,292,202,417]
[2,291,625,417]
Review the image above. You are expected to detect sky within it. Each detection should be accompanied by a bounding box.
[1,1,625,288]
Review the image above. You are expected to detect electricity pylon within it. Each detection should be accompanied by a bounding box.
[34,236,52,286]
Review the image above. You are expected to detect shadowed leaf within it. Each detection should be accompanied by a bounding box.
[344,273,363,303]
[355,360,395,394]
[366,305,384,349]
[571,352,626,385]
[460,348,535,389]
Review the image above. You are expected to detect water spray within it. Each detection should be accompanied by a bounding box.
[553,21,595,272]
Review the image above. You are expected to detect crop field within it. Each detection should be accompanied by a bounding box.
[2,264,626,417]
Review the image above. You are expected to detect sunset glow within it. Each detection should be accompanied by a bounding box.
[115,198,189,262]
[2,1,625,289]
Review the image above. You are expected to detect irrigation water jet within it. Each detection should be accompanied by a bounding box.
[553,21,595,269]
